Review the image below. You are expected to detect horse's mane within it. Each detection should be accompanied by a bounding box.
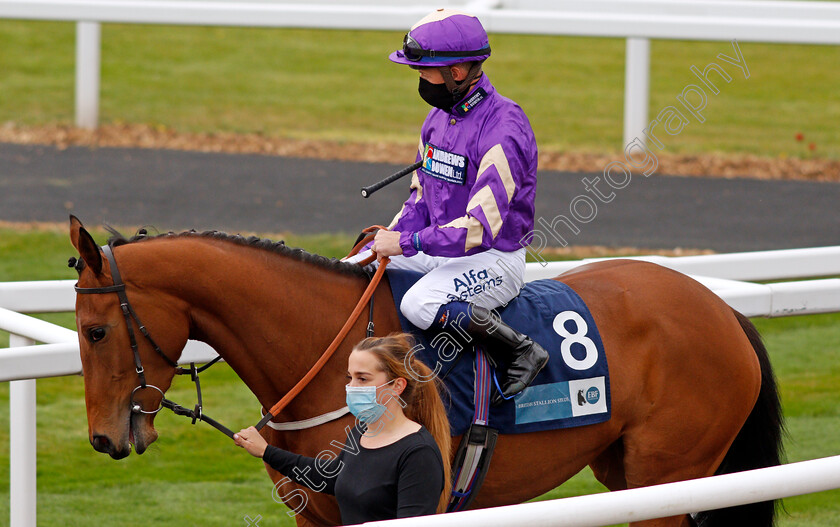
[104,226,370,280]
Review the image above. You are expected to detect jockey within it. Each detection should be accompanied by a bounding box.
[366,9,547,405]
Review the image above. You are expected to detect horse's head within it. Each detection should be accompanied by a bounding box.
[70,217,190,459]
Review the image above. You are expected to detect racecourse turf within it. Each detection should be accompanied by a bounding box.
[0,226,838,526]
[2,16,839,526]
[1,21,839,159]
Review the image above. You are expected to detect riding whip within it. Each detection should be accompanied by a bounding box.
[361,160,423,198]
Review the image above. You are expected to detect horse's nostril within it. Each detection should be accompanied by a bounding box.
[91,434,111,453]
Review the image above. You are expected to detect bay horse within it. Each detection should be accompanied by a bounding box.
[69,217,783,527]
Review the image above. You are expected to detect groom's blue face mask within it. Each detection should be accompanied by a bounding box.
[345,379,396,424]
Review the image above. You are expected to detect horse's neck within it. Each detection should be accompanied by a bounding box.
[127,238,377,419]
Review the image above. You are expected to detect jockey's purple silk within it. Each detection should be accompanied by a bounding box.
[392,73,538,258]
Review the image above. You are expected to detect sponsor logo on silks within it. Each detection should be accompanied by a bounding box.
[514,377,608,424]
[454,87,488,117]
[437,308,449,328]
[421,142,467,185]
[446,268,503,302]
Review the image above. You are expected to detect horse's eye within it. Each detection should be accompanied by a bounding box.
[88,327,107,342]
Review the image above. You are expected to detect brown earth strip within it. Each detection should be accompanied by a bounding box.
[0,220,715,258]
[2,122,838,182]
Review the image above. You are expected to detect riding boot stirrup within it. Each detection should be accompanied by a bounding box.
[466,305,549,405]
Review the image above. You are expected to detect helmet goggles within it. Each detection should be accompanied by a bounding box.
[401,33,491,63]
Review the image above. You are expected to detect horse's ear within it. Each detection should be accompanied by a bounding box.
[69,215,103,276]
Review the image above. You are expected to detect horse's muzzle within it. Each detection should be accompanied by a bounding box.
[91,434,130,459]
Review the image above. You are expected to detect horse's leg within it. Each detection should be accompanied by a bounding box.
[591,440,702,527]
[617,331,759,525]
[591,440,706,527]
[262,464,342,527]
[470,422,622,509]
[631,515,697,527]
[617,408,748,527]
[589,438,626,491]
[561,261,762,527]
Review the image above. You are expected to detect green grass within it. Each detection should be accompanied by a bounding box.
[1,227,839,525]
[1,21,840,158]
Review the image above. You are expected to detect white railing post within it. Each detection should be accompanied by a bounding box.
[9,334,37,527]
[75,20,101,130]
[623,37,650,148]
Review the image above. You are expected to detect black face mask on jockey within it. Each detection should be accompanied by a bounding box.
[417,62,484,113]
[418,78,457,112]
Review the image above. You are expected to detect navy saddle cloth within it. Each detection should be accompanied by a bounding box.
[387,269,612,435]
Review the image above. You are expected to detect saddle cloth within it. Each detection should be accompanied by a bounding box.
[387,269,612,435]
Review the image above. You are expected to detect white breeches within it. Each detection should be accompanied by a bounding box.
[349,248,526,330]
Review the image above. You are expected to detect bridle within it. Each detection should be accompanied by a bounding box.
[75,243,235,437]
[75,244,180,415]
[74,237,389,439]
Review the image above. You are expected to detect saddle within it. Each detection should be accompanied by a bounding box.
[387,268,612,435]
[347,230,612,510]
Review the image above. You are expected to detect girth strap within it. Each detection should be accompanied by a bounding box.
[447,348,499,512]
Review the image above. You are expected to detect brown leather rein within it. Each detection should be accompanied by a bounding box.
[256,242,388,430]
[76,227,390,439]
[255,226,389,430]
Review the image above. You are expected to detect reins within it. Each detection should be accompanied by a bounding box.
[75,227,390,440]
[255,225,389,431]
[255,251,389,431]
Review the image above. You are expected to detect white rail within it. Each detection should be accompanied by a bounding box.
[5,274,838,328]
[365,455,840,527]
[9,335,37,527]
[2,0,839,145]
[3,246,840,526]
[0,306,77,343]
[2,0,839,42]
[522,245,840,318]
[0,339,220,381]
[524,246,840,282]
[0,280,76,312]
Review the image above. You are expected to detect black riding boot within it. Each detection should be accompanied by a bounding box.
[466,305,549,405]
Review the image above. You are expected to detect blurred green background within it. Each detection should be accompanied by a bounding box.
[1,21,838,158]
[1,13,839,526]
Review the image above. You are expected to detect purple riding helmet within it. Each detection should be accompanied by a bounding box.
[390,9,491,105]
[389,9,491,67]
